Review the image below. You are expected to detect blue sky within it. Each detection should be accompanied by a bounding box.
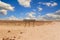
[0,0,60,20]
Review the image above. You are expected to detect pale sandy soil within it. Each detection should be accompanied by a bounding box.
[0,21,60,40]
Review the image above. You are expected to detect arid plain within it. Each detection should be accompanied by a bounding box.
[0,20,60,40]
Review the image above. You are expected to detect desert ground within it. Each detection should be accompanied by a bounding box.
[0,20,60,40]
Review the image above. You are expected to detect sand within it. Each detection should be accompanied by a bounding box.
[0,20,60,40]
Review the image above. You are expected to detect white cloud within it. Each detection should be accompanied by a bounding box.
[5,15,23,20]
[25,12,36,19]
[18,0,31,7]
[7,16,19,20]
[0,15,17,20]
[37,10,60,21]
[51,2,57,6]
[0,9,7,15]
[0,1,14,15]
[46,13,60,18]
[22,10,60,21]
[39,2,58,7]
[0,15,24,21]
[43,2,51,6]
[38,7,42,11]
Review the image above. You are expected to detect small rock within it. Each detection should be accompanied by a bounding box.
[8,30,11,33]
[14,36,16,38]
